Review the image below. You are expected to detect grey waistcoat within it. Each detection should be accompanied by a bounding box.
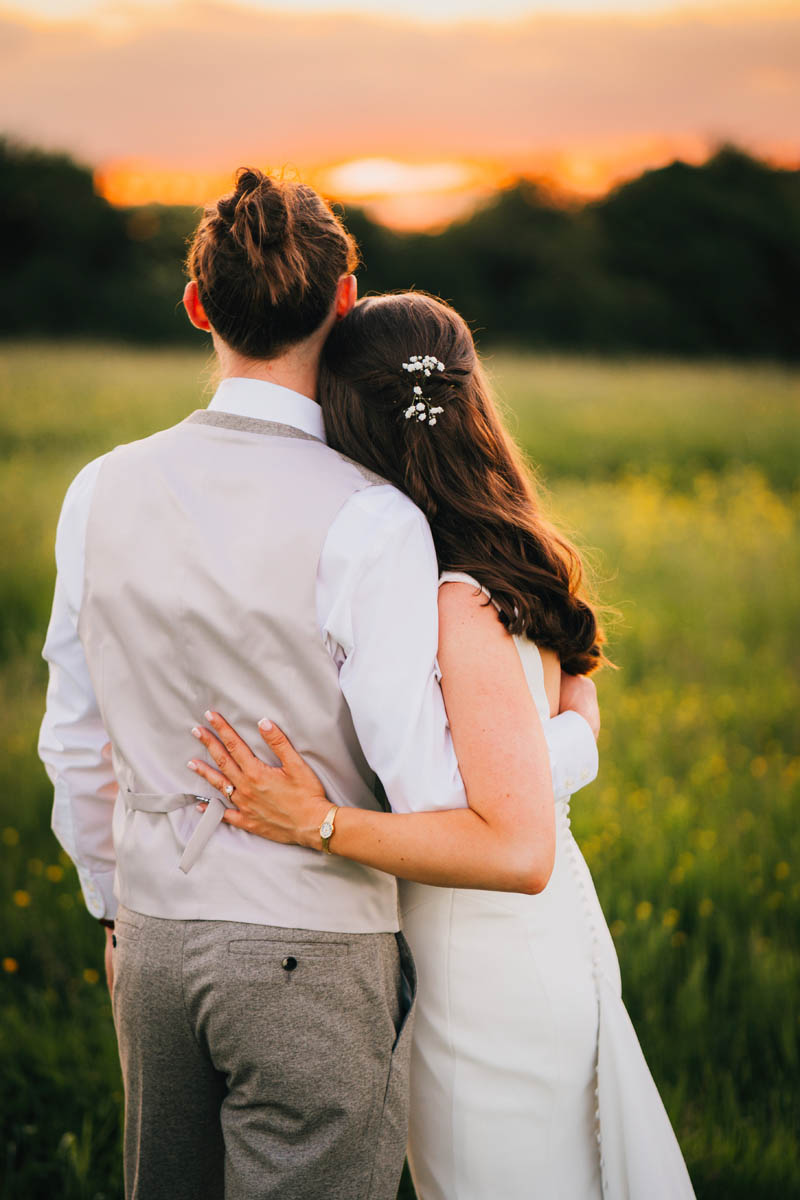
[77,409,399,932]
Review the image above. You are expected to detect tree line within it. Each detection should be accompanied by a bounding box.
[1,138,798,358]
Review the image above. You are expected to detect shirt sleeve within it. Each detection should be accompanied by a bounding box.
[38,456,119,920]
[318,485,467,814]
[546,711,599,798]
[318,486,599,815]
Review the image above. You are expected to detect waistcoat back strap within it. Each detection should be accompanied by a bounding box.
[125,789,236,874]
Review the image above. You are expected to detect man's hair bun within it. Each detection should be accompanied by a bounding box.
[187,165,359,359]
[216,168,290,259]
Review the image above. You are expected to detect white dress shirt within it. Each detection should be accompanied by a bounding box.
[39,377,598,920]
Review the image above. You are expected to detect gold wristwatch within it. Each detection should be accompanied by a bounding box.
[319,805,338,854]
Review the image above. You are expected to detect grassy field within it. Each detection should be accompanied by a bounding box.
[1,342,798,1198]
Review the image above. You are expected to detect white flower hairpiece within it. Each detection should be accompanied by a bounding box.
[401,355,446,426]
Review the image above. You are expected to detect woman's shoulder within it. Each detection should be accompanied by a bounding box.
[439,572,502,619]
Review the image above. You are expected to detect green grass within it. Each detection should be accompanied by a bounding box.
[489,352,800,492]
[1,342,798,1198]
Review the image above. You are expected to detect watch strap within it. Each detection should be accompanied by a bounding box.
[319,805,338,854]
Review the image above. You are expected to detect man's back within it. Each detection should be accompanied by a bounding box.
[78,408,399,930]
[37,167,449,1200]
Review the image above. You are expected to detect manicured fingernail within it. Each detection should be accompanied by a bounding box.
[191,727,202,739]
[258,718,273,731]
[205,710,217,724]
[187,760,198,771]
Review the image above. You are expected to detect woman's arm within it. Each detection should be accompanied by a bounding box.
[189,583,556,894]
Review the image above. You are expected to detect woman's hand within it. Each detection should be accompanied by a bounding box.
[187,712,331,849]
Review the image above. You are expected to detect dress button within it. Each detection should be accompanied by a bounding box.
[282,956,297,972]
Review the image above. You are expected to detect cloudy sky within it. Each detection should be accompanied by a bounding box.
[1,0,797,224]
[4,0,791,16]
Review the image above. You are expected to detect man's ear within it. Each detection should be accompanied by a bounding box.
[183,280,212,332]
[335,274,357,320]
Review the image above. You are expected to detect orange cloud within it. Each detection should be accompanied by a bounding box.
[0,2,797,219]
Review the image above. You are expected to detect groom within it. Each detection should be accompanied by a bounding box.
[39,169,600,1200]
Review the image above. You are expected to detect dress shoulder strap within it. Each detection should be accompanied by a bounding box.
[438,572,498,610]
[439,570,487,593]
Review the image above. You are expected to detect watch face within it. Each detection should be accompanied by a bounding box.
[320,821,333,839]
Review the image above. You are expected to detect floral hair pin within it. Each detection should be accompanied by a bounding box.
[401,355,446,426]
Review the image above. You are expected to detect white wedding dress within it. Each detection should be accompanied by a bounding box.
[399,573,696,1200]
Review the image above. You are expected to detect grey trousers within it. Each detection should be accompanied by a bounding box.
[111,906,416,1200]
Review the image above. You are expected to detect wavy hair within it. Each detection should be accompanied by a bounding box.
[320,292,608,674]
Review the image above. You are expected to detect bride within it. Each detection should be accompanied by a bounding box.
[187,292,695,1199]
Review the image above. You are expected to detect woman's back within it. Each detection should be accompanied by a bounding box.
[402,573,694,1200]
[540,647,561,717]
[401,573,606,1198]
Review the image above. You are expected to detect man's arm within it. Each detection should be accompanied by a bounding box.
[38,457,119,921]
[319,487,598,813]
[321,487,465,813]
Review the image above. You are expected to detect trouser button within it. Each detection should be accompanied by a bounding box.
[282,956,297,972]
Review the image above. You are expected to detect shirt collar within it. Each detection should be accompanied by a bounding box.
[207,377,327,444]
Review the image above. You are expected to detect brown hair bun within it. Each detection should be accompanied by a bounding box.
[187,167,358,359]
[217,169,289,257]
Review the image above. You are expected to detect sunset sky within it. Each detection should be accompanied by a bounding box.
[1,0,797,227]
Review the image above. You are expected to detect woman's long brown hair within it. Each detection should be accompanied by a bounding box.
[320,292,607,675]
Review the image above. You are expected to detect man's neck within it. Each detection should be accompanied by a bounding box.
[214,339,321,403]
